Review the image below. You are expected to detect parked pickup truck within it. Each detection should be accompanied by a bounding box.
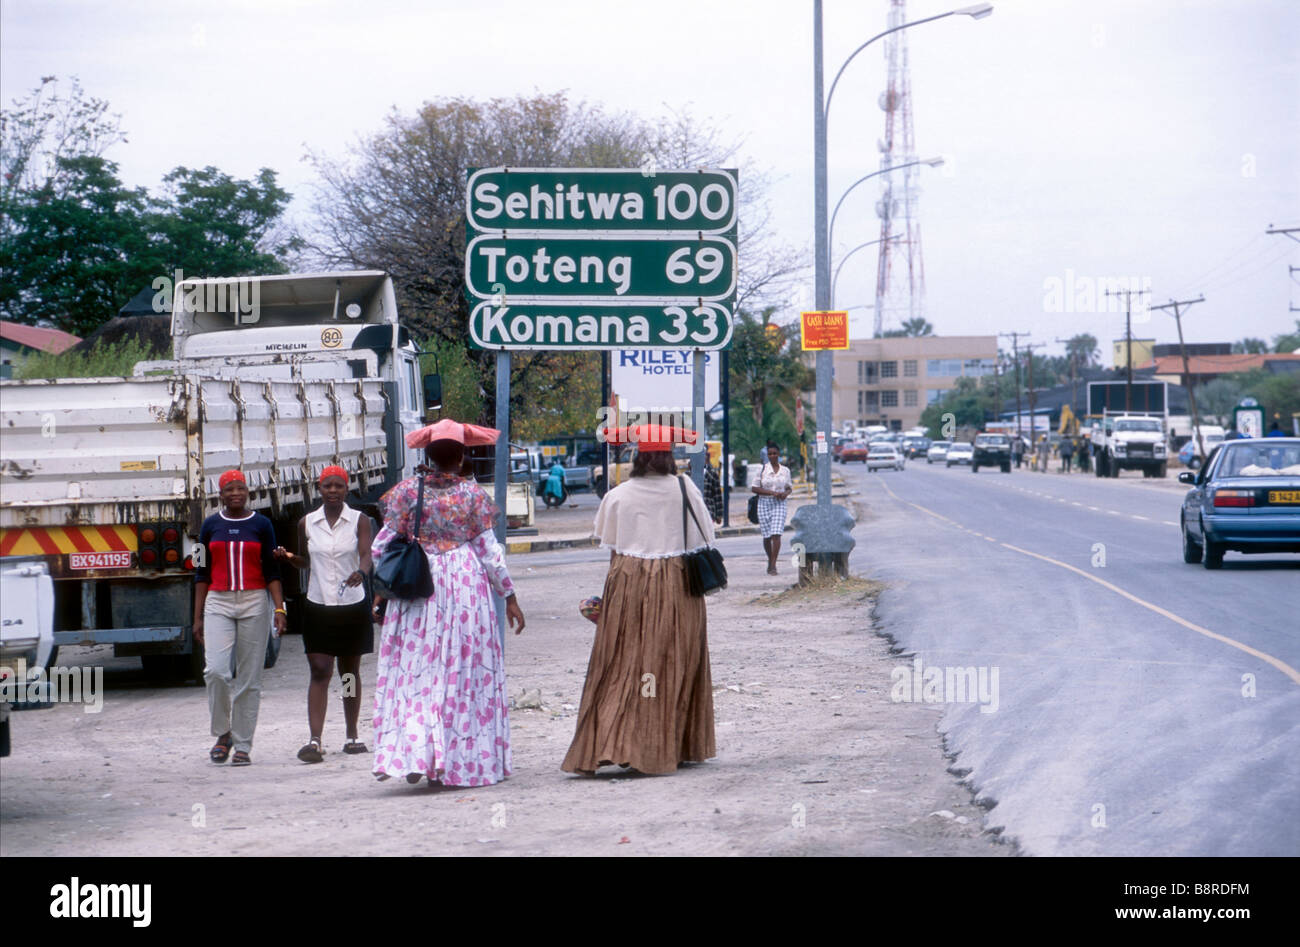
[1092,413,1168,478]
[0,271,433,681]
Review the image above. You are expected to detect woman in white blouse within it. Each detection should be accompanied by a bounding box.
[751,442,793,575]
[562,425,716,776]
[274,466,373,763]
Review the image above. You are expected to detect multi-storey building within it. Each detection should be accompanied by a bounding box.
[830,335,997,431]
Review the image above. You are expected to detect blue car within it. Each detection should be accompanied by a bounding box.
[1179,437,1300,569]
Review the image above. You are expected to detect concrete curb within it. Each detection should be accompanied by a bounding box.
[508,523,773,554]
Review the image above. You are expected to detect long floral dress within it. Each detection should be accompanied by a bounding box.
[370,472,515,786]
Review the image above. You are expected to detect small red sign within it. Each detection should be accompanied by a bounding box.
[800,311,849,350]
[69,551,132,570]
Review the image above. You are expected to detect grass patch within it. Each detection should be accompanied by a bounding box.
[751,574,886,607]
[14,338,162,380]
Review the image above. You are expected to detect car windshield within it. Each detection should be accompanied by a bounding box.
[951,443,972,452]
[976,436,1008,445]
[933,442,950,449]
[1217,443,1300,477]
[1116,419,1161,432]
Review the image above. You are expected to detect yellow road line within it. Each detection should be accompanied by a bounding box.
[872,475,1300,686]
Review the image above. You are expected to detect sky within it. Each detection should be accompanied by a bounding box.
[3,0,1297,362]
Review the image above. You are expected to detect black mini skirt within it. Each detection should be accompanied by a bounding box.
[302,598,374,657]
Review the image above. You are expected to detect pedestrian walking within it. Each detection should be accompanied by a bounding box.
[273,465,373,764]
[562,423,716,776]
[751,442,793,575]
[697,454,724,524]
[1060,436,1075,473]
[1013,437,1024,469]
[370,419,526,787]
[193,470,287,767]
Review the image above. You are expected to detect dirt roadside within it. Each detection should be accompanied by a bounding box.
[1,510,1009,857]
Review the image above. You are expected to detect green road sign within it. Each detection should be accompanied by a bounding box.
[468,300,733,351]
[465,234,735,302]
[466,168,737,234]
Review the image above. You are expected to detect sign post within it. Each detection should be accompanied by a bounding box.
[464,167,737,568]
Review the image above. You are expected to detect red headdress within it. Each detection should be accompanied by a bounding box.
[603,424,699,452]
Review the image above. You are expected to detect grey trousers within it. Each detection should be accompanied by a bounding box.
[204,590,271,753]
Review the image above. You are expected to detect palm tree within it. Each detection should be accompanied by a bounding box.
[1064,333,1100,368]
[881,316,934,338]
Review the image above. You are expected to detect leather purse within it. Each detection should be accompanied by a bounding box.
[372,475,434,600]
[678,476,727,596]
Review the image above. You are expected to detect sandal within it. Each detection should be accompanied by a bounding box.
[405,773,424,785]
[210,733,232,763]
[297,739,324,763]
[342,739,368,755]
[230,750,251,767]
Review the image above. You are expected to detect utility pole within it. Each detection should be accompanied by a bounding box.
[1053,336,1082,427]
[1104,287,1151,412]
[1265,226,1300,311]
[1149,295,1206,462]
[1023,342,1045,447]
[999,330,1030,442]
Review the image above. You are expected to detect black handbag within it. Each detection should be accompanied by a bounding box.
[747,494,760,524]
[678,476,727,596]
[264,626,281,669]
[372,475,434,600]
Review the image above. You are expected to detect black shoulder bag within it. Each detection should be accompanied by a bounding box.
[372,476,434,600]
[678,476,727,596]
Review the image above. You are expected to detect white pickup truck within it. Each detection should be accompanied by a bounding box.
[1091,413,1169,478]
[0,271,432,683]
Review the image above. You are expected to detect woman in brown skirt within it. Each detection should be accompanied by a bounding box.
[562,424,716,776]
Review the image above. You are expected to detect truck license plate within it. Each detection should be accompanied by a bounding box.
[1267,491,1300,504]
[68,551,132,570]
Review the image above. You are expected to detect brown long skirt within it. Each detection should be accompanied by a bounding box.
[561,553,716,775]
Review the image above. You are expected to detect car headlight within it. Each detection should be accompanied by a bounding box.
[1154,443,1166,454]
[1113,443,1126,453]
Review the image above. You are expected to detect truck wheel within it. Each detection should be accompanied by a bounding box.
[971,463,979,473]
[1157,463,1167,478]
[1001,462,1011,473]
[1181,515,1202,563]
[1109,459,1120,478]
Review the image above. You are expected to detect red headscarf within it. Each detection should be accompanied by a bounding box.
[319,465,348,483]
[218,470,246,489]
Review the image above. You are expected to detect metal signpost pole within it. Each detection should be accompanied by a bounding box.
[692,350,706,491]
[814,0,831,512]
[494,350,509,644]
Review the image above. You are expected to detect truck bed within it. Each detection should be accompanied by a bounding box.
[1,374,390,532]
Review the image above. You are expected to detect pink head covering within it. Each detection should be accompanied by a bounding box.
[405,419,500,449]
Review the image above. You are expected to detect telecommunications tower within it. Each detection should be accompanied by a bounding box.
[873,0,926,337]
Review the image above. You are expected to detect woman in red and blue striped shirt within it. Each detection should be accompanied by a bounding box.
[193,470,286,766]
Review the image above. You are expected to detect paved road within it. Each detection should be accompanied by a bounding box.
[842,459,1299,856]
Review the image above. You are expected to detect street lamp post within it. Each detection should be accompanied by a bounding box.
[801,0,992,579]
[828,159,943,274]
[832,235,901,308]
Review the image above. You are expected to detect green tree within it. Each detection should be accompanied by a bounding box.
[1231,337,1269,354]
[305,92,802,435]
[1,78,299,336]
[1064,333,1100,367]
[881,316,934,338]
[726,307,813,460]
[1195,376,1244,426]
[1272,319,1300,354]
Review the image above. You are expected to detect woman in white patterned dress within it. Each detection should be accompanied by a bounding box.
[750,442,792,575]
[370,420,526,787]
